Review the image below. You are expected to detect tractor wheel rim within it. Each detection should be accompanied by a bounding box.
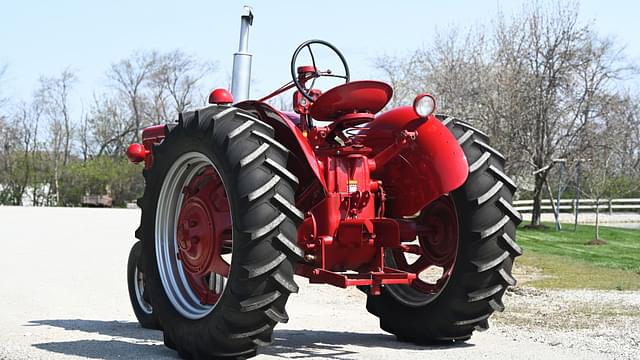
[133,265,153,315]
[156,152,233,320]
[386,195,459,307]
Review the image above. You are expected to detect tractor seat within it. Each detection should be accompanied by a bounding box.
[309,81,393,125]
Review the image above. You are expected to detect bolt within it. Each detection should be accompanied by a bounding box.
[189,220,198,227]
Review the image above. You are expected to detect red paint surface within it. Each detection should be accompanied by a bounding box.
[363,107,468,216]
[177,166,232,305]
[126,143,148,163]
[235,100,327,211]
[137,124,167,169]
[208,88,233,104]
[309,81,392,121]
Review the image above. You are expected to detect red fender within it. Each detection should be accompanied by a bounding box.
[235,101,327,212]
[363,107,469,216]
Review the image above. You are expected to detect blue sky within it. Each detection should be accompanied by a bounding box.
[1,0,638,113]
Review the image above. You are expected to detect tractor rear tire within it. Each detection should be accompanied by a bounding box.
[127,241,161,330]
[137,105,303,359]
[365,115,523,343]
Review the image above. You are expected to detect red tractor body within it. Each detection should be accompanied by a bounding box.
[130,79,469,295]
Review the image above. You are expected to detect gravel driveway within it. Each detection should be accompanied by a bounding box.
[0,206,638,359]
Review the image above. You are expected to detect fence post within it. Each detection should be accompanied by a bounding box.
[609,199,613,215]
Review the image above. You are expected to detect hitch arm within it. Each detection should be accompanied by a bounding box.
[369,130,417,173]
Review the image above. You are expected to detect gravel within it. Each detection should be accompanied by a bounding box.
[493,287,640,360]
[0,206,638,359]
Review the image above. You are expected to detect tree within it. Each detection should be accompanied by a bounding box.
[578,93,640,242]
[0,50,217,207]
[91,50,213,157]
[375,1,635,227]
[89,95,135,157]
[0,98,47,205]
[107,51,158,143]
[59,156,143,207]
[36,69,77,205]
[77,111,91,162]
[150,50,214,118]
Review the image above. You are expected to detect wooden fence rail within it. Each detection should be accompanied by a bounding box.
[513,198,640,214]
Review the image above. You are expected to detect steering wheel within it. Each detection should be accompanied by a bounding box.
[291,39,350,102]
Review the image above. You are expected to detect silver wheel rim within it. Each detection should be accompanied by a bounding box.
[155,152,231,320]
[133,265,153,315]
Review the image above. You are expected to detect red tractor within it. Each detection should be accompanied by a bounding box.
[126,7,521,360]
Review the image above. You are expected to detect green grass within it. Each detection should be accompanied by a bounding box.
[516,250,640,290]
[517,223,640,273]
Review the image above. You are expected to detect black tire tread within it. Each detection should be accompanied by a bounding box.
[138,105,303,359]
[239,290,282,313]
[126,242,161,330]
[244,253,288,279]
[365,114,521,344]
[471,250,510,273]
[264,306,289,323]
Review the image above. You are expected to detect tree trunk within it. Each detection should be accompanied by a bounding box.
[530,171,546,227]
[53,159,60,206]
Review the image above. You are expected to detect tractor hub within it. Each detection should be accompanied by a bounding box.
[177,166,232,305]
[177,197,215,275]
[387,195,459,306]
[155,152,233,319]
[413,196,458,293]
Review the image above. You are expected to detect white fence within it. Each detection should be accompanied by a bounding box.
[514,198,640,214]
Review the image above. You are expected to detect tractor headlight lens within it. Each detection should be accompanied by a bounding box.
[413,94,436,118]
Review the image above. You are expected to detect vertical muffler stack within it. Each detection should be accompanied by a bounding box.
[231,6,254,103]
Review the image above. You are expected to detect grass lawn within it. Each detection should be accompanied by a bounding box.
[517,223,640,272]
[515,223,640,290]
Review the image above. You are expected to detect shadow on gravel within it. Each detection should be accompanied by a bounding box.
[27,319,472,359]
[28,319,174,360]
[262,330,473,359]
[28,319,162,341]
[33,340,176,360]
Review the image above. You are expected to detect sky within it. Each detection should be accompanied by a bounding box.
[1,0,638,115]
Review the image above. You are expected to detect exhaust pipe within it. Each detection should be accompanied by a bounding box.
[231,6,254,103]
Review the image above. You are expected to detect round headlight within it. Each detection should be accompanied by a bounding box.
[413,94,436,118]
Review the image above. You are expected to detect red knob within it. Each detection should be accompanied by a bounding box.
[208,88,233,105]
[126,143,149,163]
